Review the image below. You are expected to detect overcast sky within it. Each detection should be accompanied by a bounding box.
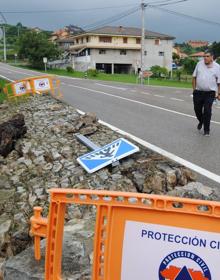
[0,0,220,42]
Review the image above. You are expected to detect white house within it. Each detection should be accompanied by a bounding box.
[57,26,175,74]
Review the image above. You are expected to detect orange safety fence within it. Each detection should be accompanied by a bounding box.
[3,75,62,100]
[30,188,220,280]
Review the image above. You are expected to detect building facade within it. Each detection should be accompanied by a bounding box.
[57,26,175,74]
[187,40,209,48]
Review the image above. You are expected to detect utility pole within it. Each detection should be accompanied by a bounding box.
[140,0,146,85]
[3,25,6,62]
[0,12,7,62]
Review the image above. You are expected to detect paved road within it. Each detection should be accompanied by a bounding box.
[0,63,220,189]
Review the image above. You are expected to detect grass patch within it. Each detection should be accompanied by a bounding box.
[0,79,7,103]
[15,65,192,89]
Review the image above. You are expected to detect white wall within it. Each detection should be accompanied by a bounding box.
[72,38,173,72]
[143,39,173,70]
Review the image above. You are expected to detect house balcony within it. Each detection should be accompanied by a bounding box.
[69,42,141,51]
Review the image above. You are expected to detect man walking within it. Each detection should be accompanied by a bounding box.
[192,51,220,136]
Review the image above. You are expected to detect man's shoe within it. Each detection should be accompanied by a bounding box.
[204,131,210,137]
[197,122,203,130]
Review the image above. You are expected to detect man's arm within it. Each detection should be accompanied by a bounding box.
[192,77,197,91]
[217,84,220,100]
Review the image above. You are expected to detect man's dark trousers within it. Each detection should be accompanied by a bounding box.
[193,90,215,133]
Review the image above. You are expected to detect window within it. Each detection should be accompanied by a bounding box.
[155,39,160,45]
[99,36,112,43]
[159,51,165,56]
[76,39,79,44]
[99,49,106,54]
[123,37,128,44]
[136,38,141,44]
[120,50,127,55]
[86,37,89,43]
[144,51,147,56]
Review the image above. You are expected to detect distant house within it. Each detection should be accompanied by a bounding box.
[30,27,42,33]
[173,47,188,59]
[51,25,84,42]
[190,52,205,60]
[62,26,175,74]
[187,40,209,48]
[56,38,75,51]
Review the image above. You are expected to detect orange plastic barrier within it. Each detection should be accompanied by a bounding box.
[30,189,220,280]
[3,75,62,100]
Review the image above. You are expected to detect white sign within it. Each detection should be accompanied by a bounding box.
[34,78,50,92]
[14,81,31,95]
[121,221,220,279]
[43,57,47,63]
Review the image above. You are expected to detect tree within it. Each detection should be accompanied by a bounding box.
[172,52,180,61]
[182,58,197,74]
[17,31,60,68]
[150,65,168,78]
[210,42,220,59]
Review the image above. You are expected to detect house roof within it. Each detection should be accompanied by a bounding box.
[190,52,205,57]
[57,37,75,43]
[70,26,175,40]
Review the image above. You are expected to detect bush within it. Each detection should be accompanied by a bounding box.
[87,69,98,77]
[66,66,74,73]
[150,65,168,78]
[182,58,198,74]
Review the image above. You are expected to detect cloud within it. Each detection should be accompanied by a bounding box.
[1,0,220,42]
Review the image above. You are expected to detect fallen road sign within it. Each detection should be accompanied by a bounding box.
[77,138,139,173]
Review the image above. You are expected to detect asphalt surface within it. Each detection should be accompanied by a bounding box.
[0,62,220,189]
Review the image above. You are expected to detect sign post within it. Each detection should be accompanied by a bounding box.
[14,53,17,64]
[43,57,48,72]
[143,70,153,85]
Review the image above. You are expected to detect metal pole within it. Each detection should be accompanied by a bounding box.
[3,25,6,62]
[140,0,146,85]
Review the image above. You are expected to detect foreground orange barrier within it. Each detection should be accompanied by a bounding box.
[30,189,220,280]
[3,75,62,100]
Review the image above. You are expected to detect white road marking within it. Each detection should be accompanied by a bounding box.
[154,94,164,98]
[95,83,126,91]
[141,91,150,95]
[77,109,220,184]
[0,67,33,76]
[0,74,14,82]
[170,98,184,102]
[69,84,220,125]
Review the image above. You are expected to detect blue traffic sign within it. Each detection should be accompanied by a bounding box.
[77,138,139,173]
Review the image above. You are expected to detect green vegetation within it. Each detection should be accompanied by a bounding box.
[17,65,192,88]
[17,31,60,69]
[181,58,198,74]
[175,42,207,55]
[0,23,53,61]
[66,66,74,73]
[150,65,168,78]
[0,79,7,103]
[210,42,220,58]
